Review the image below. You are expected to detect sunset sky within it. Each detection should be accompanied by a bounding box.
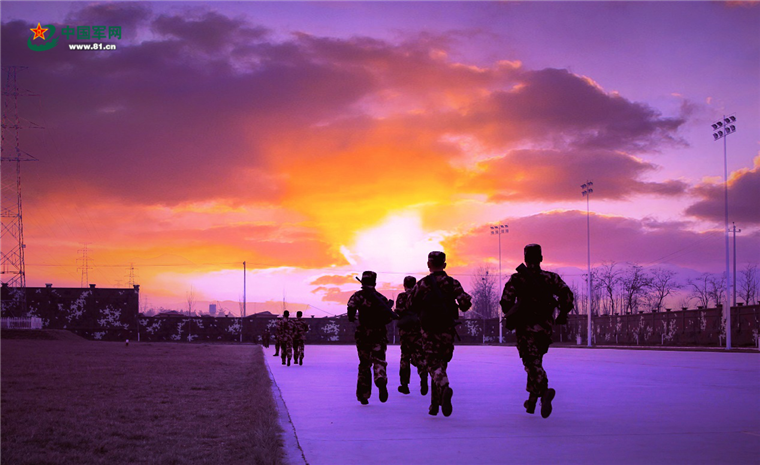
[2,1,758,316]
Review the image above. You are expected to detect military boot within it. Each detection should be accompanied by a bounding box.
[524,394,538,414]
[398,384,410,395]
[378,379,389,403]
[420,375,429,396]
[441,387,453,417]
[540,388,555,418]
[428,403,439,416]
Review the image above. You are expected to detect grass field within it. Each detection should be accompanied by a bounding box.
[1,338,284,464]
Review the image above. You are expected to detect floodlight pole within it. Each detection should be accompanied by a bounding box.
[582,181,594,347]
[712,115,736,350]
[732,223,740,307]
[490,223,508,344]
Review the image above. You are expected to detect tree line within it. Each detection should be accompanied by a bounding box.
[468,263,759,319]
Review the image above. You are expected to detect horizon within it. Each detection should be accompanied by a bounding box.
[2,1,758,316]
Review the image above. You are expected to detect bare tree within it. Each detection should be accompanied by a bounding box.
[620,263,651,314]
[580,270,604,316]
[568,281,581,315]
[677,295,693,310]
[688,273,713,308]
[708,274,726,308]
[469,266,499,320]
[186,286,196,316]
[648,267,682,312]
[596,262,621,315]
[739,263,758,306]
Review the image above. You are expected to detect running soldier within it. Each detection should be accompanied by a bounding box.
[292,310,309,366]
[409,251,472,417]
[272,318,281,357]
[500,244,574,418]
[347,271,396,405]
[394,276,428,396]
[277,310,295,366]
[262,326,271,348]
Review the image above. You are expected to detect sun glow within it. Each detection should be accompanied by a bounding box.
[342,212,445,275]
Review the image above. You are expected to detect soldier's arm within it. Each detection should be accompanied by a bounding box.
[408,282,423,315]
[394,293,406,315]
[500,276,518,313]
[451,278,472,312]
[554,275,574,315]
[347,293,359,322]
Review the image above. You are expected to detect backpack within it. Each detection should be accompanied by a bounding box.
[419,276,459,332]
[505,265,558,330]
[358,289,394,328]
[396,293,420,330]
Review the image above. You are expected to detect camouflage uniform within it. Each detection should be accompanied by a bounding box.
[277,317,295,366]
[500,263,573,398]
[262,327,271,348]
[347,276,394,404]
[292,318,309,365]
[395,290,427,391]
[409,270,472,413]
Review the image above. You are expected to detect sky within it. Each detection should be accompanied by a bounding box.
[1,1,759,316]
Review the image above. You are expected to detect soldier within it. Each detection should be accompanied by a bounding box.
[262,326,271,348]
[500,244,574,419]
[277,310,295,366]
[347,271,396,405]
[292,310,309,366]
[394,275,428,396]
[272,317,281,357]
[409,251,472,417]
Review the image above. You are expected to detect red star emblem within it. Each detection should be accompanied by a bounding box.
[30,23,48,40]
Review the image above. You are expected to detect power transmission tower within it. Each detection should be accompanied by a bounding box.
[1,66,39,293]
[77,244,92,288]
[127,263,137,287]
[2,66,40,316]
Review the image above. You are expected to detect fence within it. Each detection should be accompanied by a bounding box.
[1,317,43,330]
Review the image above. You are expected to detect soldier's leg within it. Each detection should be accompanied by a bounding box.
[274,340,280,356]
[399,331,411,389]
[293,340,302,363]
[371,338,389,402]
[299,341,305,364]
[356,340,372,403]
[517,333,548,397]
[423,330,453,413]
[412,332,428,395]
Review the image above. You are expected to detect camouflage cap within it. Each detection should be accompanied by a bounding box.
[283,310,290,318]
[403,275,417,289]
[428,251,446,267]
[524,244,543,263]
[360,271,377,286]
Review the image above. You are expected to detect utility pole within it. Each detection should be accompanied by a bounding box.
[243,261,247,317]
[1,66,40,316]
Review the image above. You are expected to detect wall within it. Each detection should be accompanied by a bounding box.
[1,284,138,341]
[2,284,757,347]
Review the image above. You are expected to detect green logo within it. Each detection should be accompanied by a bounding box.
[28,23,58,51]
